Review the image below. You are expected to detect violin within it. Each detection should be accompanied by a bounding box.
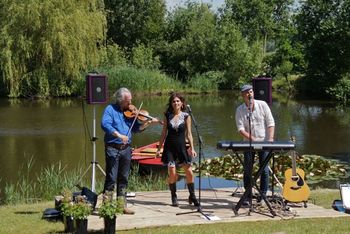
[124,104,162,124]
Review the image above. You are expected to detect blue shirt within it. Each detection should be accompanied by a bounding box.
[101,104,142,144]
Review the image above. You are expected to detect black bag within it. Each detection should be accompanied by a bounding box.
[332,199,345,212]
[42,208,62,221]
[81,187,98,209]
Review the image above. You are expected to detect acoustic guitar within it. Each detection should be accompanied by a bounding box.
[282,137,310,203]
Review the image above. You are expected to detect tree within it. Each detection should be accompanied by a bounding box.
[213,19,262,88]
[296,0,350,98]
[104,0,166,50]
[158,3,218,80]
[222,0,294,56]
[0,0,106,97]
[159,2,261,87]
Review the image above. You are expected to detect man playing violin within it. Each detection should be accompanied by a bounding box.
[101,87,160,214]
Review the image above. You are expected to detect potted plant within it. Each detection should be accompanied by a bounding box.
[60,189,75,233]
[71,195,92,234]
[98,192,124,234]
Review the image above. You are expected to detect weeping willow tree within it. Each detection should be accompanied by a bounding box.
[0,0,106,98]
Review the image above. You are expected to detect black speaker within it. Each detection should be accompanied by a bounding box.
[86,73,108,104]
[252,77,272,105]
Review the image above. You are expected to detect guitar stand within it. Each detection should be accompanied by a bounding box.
[233,150,277,217]
[268,158,288,210]
[284,200,308,208]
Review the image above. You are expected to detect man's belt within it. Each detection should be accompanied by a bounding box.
[106,143,130,150]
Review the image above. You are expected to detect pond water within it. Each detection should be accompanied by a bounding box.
[0,92,349,189]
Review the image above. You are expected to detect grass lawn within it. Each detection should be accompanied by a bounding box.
[0,189,349,234]
[120,217,350,234]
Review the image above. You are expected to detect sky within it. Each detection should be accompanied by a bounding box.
[165,0,225,11]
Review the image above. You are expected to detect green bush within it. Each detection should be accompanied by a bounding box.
[131,44,161,70]
[71,195,92,220]
[98,191,124,219]
[326,73,350,106]
[98,44,128,68]
[187,71,223,92]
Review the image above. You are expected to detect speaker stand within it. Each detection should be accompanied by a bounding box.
[76,105,105,192]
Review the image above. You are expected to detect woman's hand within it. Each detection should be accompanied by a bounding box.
[188,148,197,158]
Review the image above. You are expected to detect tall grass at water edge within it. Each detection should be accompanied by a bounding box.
[98,66,220,95]
[0,157,168,206]
[0,156,91,205]
[102,66,183,94]
[127,165,168,192]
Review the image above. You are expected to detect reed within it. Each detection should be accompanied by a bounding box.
[101,66,183,94]
[127,165,168,192]
[76,66,221,97]
[0,157,167,205]
[3,156,37,205]
[1,157,93,205]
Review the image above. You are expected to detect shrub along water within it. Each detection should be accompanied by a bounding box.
[78,65,222,97]
[101,66,183,94]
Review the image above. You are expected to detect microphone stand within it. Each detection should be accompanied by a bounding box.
[247,96,254,214]
[176,105,212,220]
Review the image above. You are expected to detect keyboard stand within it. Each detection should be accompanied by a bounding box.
[233,149,277,217]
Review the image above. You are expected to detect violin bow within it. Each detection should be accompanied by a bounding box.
[126,102,143,138]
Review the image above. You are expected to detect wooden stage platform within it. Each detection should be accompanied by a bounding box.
[86,188,348,231]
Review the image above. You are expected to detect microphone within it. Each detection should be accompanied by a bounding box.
[248,94,252,100]
[186,104,192,113]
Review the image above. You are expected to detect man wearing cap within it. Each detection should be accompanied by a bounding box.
[235,84,275,205]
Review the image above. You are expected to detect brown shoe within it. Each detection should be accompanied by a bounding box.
[123,207,135,215]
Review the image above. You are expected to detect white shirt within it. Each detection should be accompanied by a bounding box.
[235,99,275,141]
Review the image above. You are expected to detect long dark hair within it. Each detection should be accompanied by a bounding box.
[165,92,187,114]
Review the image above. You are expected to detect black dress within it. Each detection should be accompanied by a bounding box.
[161,111,192,165]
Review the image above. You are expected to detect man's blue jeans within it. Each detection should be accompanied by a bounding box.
[243,150,269,198]
[103,146,132,196]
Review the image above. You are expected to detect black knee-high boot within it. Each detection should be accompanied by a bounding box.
[169,183,178,207]
[187,183,199,206]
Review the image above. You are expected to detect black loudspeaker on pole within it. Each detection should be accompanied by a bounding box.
[86,73,108,104]
[252,77,272,105]
[76,73,107,193]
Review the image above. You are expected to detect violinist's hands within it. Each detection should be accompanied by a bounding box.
[140,120,152,130]
[117,133,129,144]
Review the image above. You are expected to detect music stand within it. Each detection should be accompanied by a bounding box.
[76,105,106,192]
[176,105,212,220]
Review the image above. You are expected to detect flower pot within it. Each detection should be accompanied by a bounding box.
[104,216,116,234]
[74,218,88,234]
[63,215,75,233]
